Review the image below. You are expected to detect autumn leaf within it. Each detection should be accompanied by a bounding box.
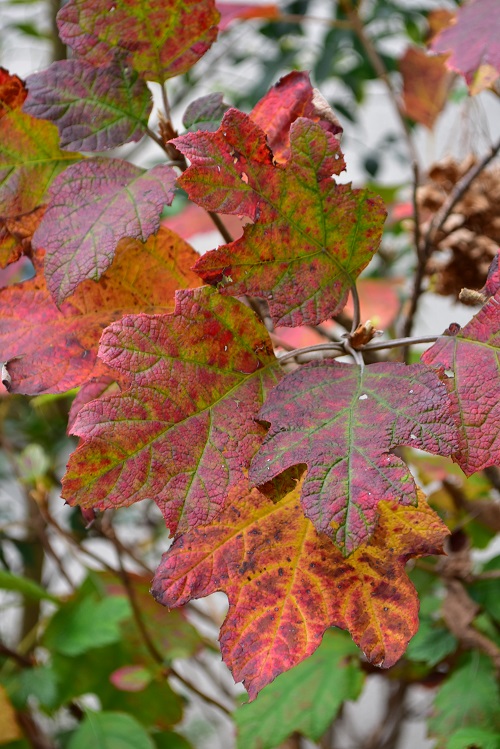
[422,293,500,475]
[152,478,448,699]
[175,109,386,327]
[24,60,152,151]
[250,71,343,163]
[400,47,453,129]
[62,287,281,534]
[431,0,500,95]
[32,158,176,304]
[0,227,199,394]
[0,108,80,219]
[0,67,27,117]
[182,92,230,133]
[57,0,220,84]
[250,360,457,555]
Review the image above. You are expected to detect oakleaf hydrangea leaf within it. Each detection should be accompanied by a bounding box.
[62,287,281,534]
[250,71,343,163]
[32,158,176,304]
[431,0,500,94]
[0,108,80,218]
[152,478,448,699]
[250,360,457,555]
[422,293,500,475]
[0,227,199,394]
[57,0,220,84]
[175,109,386,326]
[24,60,152,151]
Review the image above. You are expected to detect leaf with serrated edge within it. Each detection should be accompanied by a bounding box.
[0,227,199,394]
[152,478,448,700]
[250,360,457,555]
[234,630,363,748]
[57,0,219,84]
[422,293,500,475]
[0,108,80,218]
[32,158,176,304]
[24,60,152,151]
[62,287,281,534]
[175,109,386,327]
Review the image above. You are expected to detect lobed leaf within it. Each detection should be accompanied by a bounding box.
[24,59,152,151]
[175,109,386,327]
[62,287,281,534]
[0,107,80,218]
[422,293,500,475]
[431,0,500,94]
[57,0,220,84]
[0,227,199,394]
[250,360,457,555]
[32,158,176,304]
[152,478,448,699]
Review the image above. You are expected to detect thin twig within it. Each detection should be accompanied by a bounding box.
[145,125,169,153]
[278,342,345,364]
[362,334,439,352]
[0,642,34,668]
[208,211,234,244]
[161,83,171,122]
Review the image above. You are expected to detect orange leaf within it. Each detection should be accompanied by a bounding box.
[153,478,448,699]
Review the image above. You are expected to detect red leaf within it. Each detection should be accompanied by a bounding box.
[57,0,220,84]
[175,109,386,327]
[431,0,500,94]
[62,287,281,534]
[32,158,176,304]
[250,71,343,163]
[0,68,27,117]
[422,293,500,475]
[250,360,457,555]
[152,478,448,699]
[0,227,200,394]
[24,60,152,151]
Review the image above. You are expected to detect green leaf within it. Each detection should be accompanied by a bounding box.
[68,711,155,749]
[469,556,500,622]
[429,653,500,741]
[0,570,59,604]
[152,732,193,749]
[406,619,457,667]
[447,728,500,749]
[44,595,131,656]
[234,629,364,748]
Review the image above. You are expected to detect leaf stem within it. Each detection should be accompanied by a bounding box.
[161,82,171,122]
[349,284,361,334]
[208,211,234,243]
[278,333,439,366]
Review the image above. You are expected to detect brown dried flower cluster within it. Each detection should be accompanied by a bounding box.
[418,156,500,298]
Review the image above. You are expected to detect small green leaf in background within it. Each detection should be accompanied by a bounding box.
[447,727,500,749]
[429,653,500,742]
[235,629,364,749]
[44,595,131,656]
[0,570,59,604]
[110,665,153,692]
[406,619,457,667]
[68,711,155,749]
[469,556,500,622]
